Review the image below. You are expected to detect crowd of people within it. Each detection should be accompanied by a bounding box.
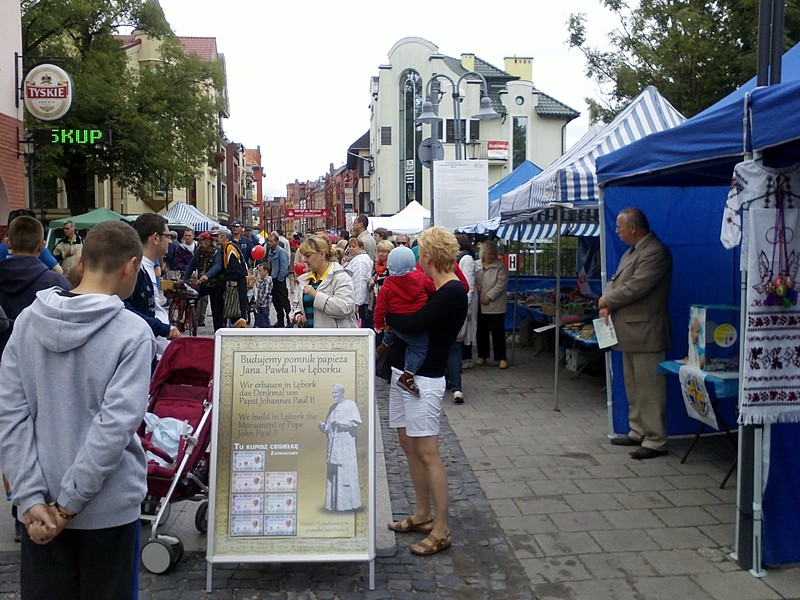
[0,205,524,595]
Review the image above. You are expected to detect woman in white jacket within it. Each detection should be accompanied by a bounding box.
[291,235,357,329]
[345,237,374,328]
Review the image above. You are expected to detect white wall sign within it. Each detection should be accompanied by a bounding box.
[433,160,488,231]
[24,64,73,121]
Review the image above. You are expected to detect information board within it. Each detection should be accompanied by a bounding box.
[207,329,375,569]
[433,159,489,231]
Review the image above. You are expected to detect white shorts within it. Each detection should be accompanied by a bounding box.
[388,367,445,437]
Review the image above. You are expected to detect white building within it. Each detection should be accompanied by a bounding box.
[368,37,578,217]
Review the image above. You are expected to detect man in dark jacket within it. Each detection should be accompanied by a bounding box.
[0,216,71,358]
[218,227,248,327]
[182,232,225,331]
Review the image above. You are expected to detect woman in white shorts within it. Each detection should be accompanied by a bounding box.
[384,227,468,556]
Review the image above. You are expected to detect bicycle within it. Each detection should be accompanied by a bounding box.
[165,281,200,336]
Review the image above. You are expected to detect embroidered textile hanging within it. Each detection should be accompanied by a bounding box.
[722,161,800,424]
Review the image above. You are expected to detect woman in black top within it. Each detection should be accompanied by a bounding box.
[385,226,467,556]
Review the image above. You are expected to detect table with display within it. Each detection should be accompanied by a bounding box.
[657,360,738,488]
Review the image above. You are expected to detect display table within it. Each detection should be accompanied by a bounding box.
[657,360,738,488]
[560,328,602,379]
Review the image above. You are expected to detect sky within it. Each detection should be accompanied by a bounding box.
[156,0,619,199]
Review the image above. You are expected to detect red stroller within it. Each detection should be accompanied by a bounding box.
[138,337,215,574]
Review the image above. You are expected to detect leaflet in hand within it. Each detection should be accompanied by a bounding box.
[592,316,618,349]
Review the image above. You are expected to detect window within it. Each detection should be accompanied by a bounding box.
[398,70,423,208]
[380,126,392,146]
[445,119,480,143]
[513,116,528,170]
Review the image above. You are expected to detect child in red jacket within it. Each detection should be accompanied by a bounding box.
[373,246,429,396]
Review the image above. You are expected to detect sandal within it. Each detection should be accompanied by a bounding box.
[397,371,421,396]
[387,516,433,534]
[410,531,451,556]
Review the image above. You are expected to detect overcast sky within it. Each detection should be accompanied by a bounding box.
[157,0,618,198]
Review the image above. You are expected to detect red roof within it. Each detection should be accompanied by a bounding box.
[178,37,217,61]
[115,34,142,50]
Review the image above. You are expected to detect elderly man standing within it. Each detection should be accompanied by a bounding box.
[600,207,673,460]
[351,215,376,261]
[267,233,291,327]
[52,220,83,281]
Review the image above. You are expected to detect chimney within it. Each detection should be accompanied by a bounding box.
[460,53,475,72]
[504,56,533,81]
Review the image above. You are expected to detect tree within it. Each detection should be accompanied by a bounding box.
[568,0,800,123]
[21,0,225,215]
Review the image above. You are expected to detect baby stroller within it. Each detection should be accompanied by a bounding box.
[138,337,215,574]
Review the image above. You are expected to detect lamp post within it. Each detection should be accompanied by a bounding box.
[417,71,500,224]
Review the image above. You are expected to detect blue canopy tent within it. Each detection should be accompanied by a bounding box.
[597,42,800,568]
[488,160,542,202]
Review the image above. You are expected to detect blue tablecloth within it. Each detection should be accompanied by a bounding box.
[560,327,599,349]
[656,360,739,399]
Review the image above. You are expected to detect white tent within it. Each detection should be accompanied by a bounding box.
[368,200,430,234]
[163,202,220,232]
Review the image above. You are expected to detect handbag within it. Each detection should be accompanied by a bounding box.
[223,285,240,320]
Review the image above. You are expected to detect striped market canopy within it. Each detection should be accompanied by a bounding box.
[458,204,600,241]
[490,86,686,217]
[163,202,220,232]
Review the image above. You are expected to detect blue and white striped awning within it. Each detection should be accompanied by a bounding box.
[459,204,600,241]
[163,202,220,232]
[490,86,686,218]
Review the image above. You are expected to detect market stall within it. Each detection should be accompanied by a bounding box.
[597,41,800,569]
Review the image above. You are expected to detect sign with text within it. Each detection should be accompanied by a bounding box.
[433,160,488,231]
[286,208,330,219]
[208,329,375,565]
[487,141,509,161]
[24,64,73,121]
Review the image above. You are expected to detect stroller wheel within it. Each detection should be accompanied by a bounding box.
[141,537,176,574]
[195,500,208,533]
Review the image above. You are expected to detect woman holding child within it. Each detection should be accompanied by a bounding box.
[384,226,467,556]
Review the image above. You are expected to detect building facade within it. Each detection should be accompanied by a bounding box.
[0,2,25,232]
[369,37,578,217]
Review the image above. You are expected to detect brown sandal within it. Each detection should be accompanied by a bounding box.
[397,371,420,396]
[409,531,451,556]
[387,516,433,534]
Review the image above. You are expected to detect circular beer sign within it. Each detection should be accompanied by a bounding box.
[24,64,73,121]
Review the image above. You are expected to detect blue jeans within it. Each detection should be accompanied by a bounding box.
[254,306,271,328]
[383,329,428,374]
[445,341,462,393]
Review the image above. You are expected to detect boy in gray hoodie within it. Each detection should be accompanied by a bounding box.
[0,220,156,599]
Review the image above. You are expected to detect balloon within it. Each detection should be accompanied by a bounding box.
[251,245,266,260]
[294,263,307,276]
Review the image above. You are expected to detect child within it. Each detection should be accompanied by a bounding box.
[254,261,273,328]
[373,246,429,396]
[0,220,156,599]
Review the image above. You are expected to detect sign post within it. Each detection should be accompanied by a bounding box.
[207,329,376,591]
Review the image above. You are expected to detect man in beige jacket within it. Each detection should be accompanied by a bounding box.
[600,207,673,460]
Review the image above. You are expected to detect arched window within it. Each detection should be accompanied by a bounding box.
[399,70,423,207]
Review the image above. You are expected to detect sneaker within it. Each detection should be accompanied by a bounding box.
[453,391,465,404]
[461,359,473,370]
[396,371,421,396]
[499,360,508,369]
[475,358,486,366]
[233,318,247,328]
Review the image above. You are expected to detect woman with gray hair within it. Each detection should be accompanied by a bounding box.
[475,240,509,368]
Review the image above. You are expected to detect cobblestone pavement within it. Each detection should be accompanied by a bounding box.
[3,329,800,598]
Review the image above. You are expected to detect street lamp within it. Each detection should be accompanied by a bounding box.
[416,71,501,223]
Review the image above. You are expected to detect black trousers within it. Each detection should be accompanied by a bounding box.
[476,309,507,361]
[272,278,291,326]
[197,283,225,331]
[21,520,139,600]
[234,278,248,322]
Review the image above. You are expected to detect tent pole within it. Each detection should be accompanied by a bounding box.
[598,188,614,438]
[511,224,520,365]
[553,209,562,411]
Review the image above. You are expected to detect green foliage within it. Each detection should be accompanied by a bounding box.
[568,0,800,123]
[21,0,225,213]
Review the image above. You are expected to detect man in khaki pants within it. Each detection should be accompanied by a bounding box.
[599,207,673,460]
